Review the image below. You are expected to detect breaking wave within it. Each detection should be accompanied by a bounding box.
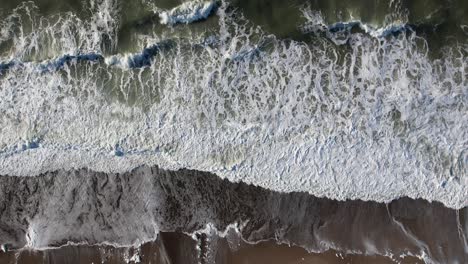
[0,0,467,209]
[157,0,218,25]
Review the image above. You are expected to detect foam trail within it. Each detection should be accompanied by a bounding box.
[0,0,119,62]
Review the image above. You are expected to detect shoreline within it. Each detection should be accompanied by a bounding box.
[0,166,466,263]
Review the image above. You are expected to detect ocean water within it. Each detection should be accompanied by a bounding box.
[0,0,467,263]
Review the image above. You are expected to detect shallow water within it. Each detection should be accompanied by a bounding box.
[0,0,467,263]
[0,232,426,264]
[0,167,466,263]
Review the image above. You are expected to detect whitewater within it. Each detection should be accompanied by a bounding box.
[0,0,466,211]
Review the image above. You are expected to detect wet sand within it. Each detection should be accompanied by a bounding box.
[0,232,425,264]
[0,167,466,263]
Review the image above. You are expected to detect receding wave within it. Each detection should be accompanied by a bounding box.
[0,167,466,263]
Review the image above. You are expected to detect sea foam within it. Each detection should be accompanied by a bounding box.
[159,1,218,25]
[0,1,466,210]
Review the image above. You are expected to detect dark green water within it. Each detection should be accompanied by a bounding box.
[1,0,467,55]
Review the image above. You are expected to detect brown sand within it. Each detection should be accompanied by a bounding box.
[0,232,423,264]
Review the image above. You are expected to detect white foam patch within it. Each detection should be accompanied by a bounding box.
[158,1,217,25]
[0,1,467,209]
